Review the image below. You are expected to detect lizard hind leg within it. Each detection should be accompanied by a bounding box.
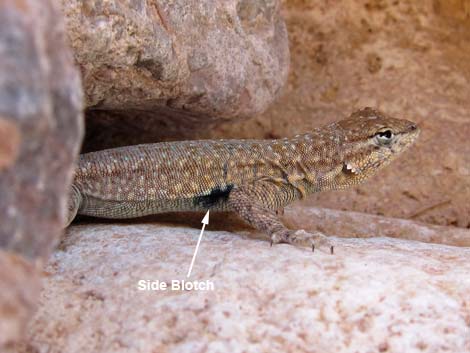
[65,184,82,228]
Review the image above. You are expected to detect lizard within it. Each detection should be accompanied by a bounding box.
[66,107,420,253]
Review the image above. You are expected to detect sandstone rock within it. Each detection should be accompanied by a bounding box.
[0,251,41,349]
[19,222,470,352]
[60,0,289,151]
[285,206,470,247]
[0,0,83,258]
[204,0,470,230]
[433,0,470,21]
[0,0,83,347]
[0,118,21,172]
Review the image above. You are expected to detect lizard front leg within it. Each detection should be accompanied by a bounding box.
[227,181,334,253]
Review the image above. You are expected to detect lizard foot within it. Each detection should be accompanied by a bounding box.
[270,229,334,254]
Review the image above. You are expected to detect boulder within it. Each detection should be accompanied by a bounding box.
[0,0,83,347]
[60,0,289,151]
[19,216,470,352]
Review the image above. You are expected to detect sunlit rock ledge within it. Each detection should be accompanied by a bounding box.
[18,218,470,353]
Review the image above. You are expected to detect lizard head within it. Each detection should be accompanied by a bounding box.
[331,107,420,187]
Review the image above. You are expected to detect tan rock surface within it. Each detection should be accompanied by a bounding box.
[0,0,83,259]
[0,251,41,350]
[204,0,470,229]
[60,0,289,151]
[284,206,470,247]
[0,0,83,348]
[20,220,470,353]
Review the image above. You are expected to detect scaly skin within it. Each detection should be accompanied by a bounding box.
[67,108,420,252]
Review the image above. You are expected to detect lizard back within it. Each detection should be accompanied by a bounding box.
[73,139,306,217]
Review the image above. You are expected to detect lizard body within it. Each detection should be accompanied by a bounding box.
[67,108,420,252]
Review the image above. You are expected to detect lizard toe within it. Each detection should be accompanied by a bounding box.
[270,229,334,254]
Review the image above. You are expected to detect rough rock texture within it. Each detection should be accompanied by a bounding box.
[0,0,83,258]
[284,206,470,247]
[204,0,470,229]
[19,221,470,353]
[60,0,289,151]
[0,0,83,347]
[0,251,41,350]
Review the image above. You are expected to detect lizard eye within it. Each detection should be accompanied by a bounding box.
[375,129,394,145]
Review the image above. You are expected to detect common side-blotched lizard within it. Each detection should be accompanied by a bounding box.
[67,108,420,253]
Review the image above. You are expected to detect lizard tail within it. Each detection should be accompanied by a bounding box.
[65,184,82,227]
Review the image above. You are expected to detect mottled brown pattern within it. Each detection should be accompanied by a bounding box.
[0,117,21,171]
[67,108,419,251]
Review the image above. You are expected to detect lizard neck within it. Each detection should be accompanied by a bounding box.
[294,124,396,192]
[289,131,369,193]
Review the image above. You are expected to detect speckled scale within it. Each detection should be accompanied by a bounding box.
[75,139,288,202]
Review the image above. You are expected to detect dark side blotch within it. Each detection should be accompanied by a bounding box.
[193,184,234,208]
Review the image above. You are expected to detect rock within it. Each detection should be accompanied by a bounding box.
[0,118,21,172]
[0,0,83,347]
[203,0,470,230]
[433,0,470,21]
[60,0,289,151]
[285,206,470,247]
[0,0,83,259]
[0,251,41,349]
[19,221,470,352]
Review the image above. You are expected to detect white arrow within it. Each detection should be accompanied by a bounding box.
[187,210,210,278]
